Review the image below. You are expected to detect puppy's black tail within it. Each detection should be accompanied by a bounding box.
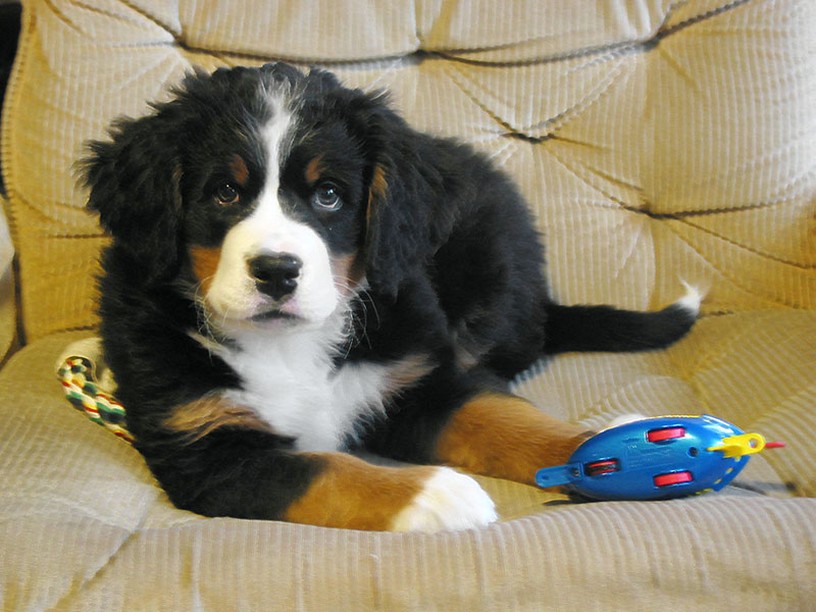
[543,285,702,355]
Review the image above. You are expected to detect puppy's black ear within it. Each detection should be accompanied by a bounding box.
[348,93,445,299]
[363,161,424,298]
[80,112,182,283]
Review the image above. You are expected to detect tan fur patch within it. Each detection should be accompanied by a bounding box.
[365,165,389,252]
[229,154,249,187]
[367,165,388,214]
[284,453,435,531]
[331,253,366,296]
[370,165,388,200]
[435,392,591,486]
[383,354,435,397]
[189,246,222,293]
[305,154,324,185]
[165,395,272,442]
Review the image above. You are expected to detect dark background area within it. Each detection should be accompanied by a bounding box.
[0,1,22,195]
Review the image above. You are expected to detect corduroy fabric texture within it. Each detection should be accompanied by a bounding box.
[1,333,815,610]
[3,0,815,339]
[0,0,815,609]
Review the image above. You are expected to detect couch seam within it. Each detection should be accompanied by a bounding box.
[48,508,153,610]
[426,0,756,69]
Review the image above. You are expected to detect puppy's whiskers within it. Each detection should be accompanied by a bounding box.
[332,277,379,357]
[191,280,219,340]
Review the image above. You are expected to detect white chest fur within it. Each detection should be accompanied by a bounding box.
[210,323,429,452]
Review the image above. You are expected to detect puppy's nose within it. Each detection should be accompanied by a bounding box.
[247,253,302,300]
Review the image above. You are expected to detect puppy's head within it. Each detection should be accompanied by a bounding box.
[82,63,432,334]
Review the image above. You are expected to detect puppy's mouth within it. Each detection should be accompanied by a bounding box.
[195,294,307,332]
[250,308,302,323]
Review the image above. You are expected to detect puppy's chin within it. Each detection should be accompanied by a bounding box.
[200,293,342,337]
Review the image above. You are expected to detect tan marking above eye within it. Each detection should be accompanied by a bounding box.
[229,154,250,187]
[305,154,324,184]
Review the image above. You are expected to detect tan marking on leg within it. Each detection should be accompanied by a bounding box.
[229,154,249,187]
[165,395,272,442]
[189,246,222,294]
[435,392,592,486]
[284,453,436,531]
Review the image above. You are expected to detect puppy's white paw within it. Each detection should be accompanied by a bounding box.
[391,467,498,533]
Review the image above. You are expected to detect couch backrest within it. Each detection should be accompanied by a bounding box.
[3,0,814,342]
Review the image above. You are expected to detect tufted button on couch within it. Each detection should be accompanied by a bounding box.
[1,1,814,609]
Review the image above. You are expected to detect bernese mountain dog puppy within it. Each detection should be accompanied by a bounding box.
[81,63,698,532]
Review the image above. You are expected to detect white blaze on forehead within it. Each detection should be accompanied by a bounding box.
[259,92,294,199]
[233,93,297,248]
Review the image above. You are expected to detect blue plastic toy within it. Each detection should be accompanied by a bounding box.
[535,414,785,501]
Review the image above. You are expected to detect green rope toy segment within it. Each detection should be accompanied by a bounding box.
[57,356,134,443]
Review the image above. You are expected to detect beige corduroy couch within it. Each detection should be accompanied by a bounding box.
[1,0,815,609]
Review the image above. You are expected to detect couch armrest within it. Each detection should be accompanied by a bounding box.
[0,193,16,362]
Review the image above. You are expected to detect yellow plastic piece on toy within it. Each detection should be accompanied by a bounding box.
[707,433,766,459]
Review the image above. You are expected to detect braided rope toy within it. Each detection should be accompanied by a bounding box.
[57,356,134,443]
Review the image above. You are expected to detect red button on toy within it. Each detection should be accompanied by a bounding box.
[647,427,686,443]
[585,459,620,477]
[654,471,693,487]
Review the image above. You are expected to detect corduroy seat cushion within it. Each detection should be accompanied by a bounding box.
[1,329,815,608]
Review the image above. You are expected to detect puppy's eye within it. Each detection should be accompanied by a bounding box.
[312,182,343,212]
[214,183,240,206]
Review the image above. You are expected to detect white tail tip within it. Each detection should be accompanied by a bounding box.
[676,281,704,315]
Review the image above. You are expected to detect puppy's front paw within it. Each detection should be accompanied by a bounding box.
[390,467,497,533]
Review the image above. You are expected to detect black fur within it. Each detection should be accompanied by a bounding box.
[80,63,697,522]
